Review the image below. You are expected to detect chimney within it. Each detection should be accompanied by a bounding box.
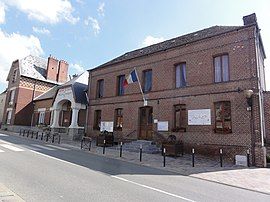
[243,13,257,26]
[57,60,69,83]
[47,55,59,81]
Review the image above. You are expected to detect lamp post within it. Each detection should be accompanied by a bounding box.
[244,89,255,165]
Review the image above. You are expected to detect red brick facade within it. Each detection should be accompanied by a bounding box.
[86,17,267,166]
[264,92,270,144]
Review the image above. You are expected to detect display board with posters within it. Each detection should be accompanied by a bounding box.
[100,122,114,132]
[157,121,169,131]
[188,109,211,125]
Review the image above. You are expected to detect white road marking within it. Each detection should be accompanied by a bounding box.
[46,144,69,151]
[0,134,8,137]
[0,140,12,144]
[111,176,196,202]
[28,149,195,201]
[0,149,4,152]
[31,144,55,151]
[0,144,24,152]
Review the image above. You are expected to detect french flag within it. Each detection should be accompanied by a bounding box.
[123,69,138,87]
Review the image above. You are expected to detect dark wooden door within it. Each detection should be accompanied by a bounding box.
[139,107,153,140]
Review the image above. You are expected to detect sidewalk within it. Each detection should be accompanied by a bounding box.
[1,130,270,195]
[0,183,25,202]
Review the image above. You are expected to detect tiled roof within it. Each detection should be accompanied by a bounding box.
[92,25,244,70]
[34,71,89,105]
[19,55,60,84]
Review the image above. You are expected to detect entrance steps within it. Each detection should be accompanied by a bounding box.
[122,140,161,154]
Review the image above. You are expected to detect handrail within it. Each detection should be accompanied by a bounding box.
[126,129,137,138]
[151,130,167,146]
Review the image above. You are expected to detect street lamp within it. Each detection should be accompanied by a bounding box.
[244,89,254,111]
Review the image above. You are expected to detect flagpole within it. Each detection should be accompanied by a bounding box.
[134,68,146,104]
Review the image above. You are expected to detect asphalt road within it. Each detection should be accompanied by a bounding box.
[0,133,269,202]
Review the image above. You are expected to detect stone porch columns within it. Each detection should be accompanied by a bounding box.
[51,109,60,128]
[69,108,79,128]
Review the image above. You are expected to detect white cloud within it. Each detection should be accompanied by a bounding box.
[84,17,100,35]
[0,2,6,24]
[142,35,165,47]
[70,63,84,73]
[3,0,79,24]
[0,29,44,84]
[97,2,105,17]
[32,27,50,35]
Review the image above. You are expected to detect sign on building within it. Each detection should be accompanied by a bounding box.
[100,122,114,132]
[188,109,211,125]
[157,121,169,131]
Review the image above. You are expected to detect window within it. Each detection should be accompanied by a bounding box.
[173,104,187,132]
[143,69,152,93]
[12,69,17,83]
[114,108,123,130]
[117,75,125,96]
[9,90,15,104]
[93,110,101,130]
[38,111,45,124]
[96,79,104,98]
[214,54,229,82]
[176,63,187,88]
[6,110,12,124]
[214,101,232,133]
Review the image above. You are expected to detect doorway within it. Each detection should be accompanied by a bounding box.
[139,106,153,140]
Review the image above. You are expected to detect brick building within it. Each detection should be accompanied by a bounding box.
[0,90,7,126]
[86,13,267,167]
[2,55,69,131]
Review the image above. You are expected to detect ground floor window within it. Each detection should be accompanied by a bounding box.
[114,108,123,130]
[93,110,101,130]
[38,111,45,124]
[6,110,12,124]
[173,104,186,132]
[214,101,232,133]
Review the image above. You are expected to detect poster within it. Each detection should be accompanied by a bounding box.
[100,122,114,132]
[157,121,169,131]
[188,109,211,125]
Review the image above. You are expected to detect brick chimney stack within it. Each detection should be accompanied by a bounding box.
[46,55,59,81]
[57,60,69,83]
[243,13,257,26]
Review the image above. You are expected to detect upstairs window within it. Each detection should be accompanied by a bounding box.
[176,63,187,88]
[117,75,125,96]
[173,104,187,132]
[143,69,152,93]
[12,69,17,83]
[214,54,229,83]
[96,79,104,98]
[214,101,232,133]
[9,90,15,104]
[38,111,45,124]
[93,110,101,130]
[114,108,123,131]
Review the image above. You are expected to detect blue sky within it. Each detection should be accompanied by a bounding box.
[0,0,269,93]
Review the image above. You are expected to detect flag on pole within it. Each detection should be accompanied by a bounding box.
[123,69,138,87]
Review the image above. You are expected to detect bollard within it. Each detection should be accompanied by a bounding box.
[19,129,22,136]
[46,134,49,142]
[247,149,250,167]
[36,132,38,139]
[23,130,25,136]
[58,135,61,144]
[52,135,55,143]
[139,145,142,162]
[192,148,195,167]
[103,140,106,154]
[220,149,223,167]
[27,130,30,137]
[120,142,123,157]
[163,148,166,167]
[41,132,43,141]
[81,139,83,149]
[88,139,91,151]
[31,131,34,138]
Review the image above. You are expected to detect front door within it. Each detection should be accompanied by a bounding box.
[139,107,153,140]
